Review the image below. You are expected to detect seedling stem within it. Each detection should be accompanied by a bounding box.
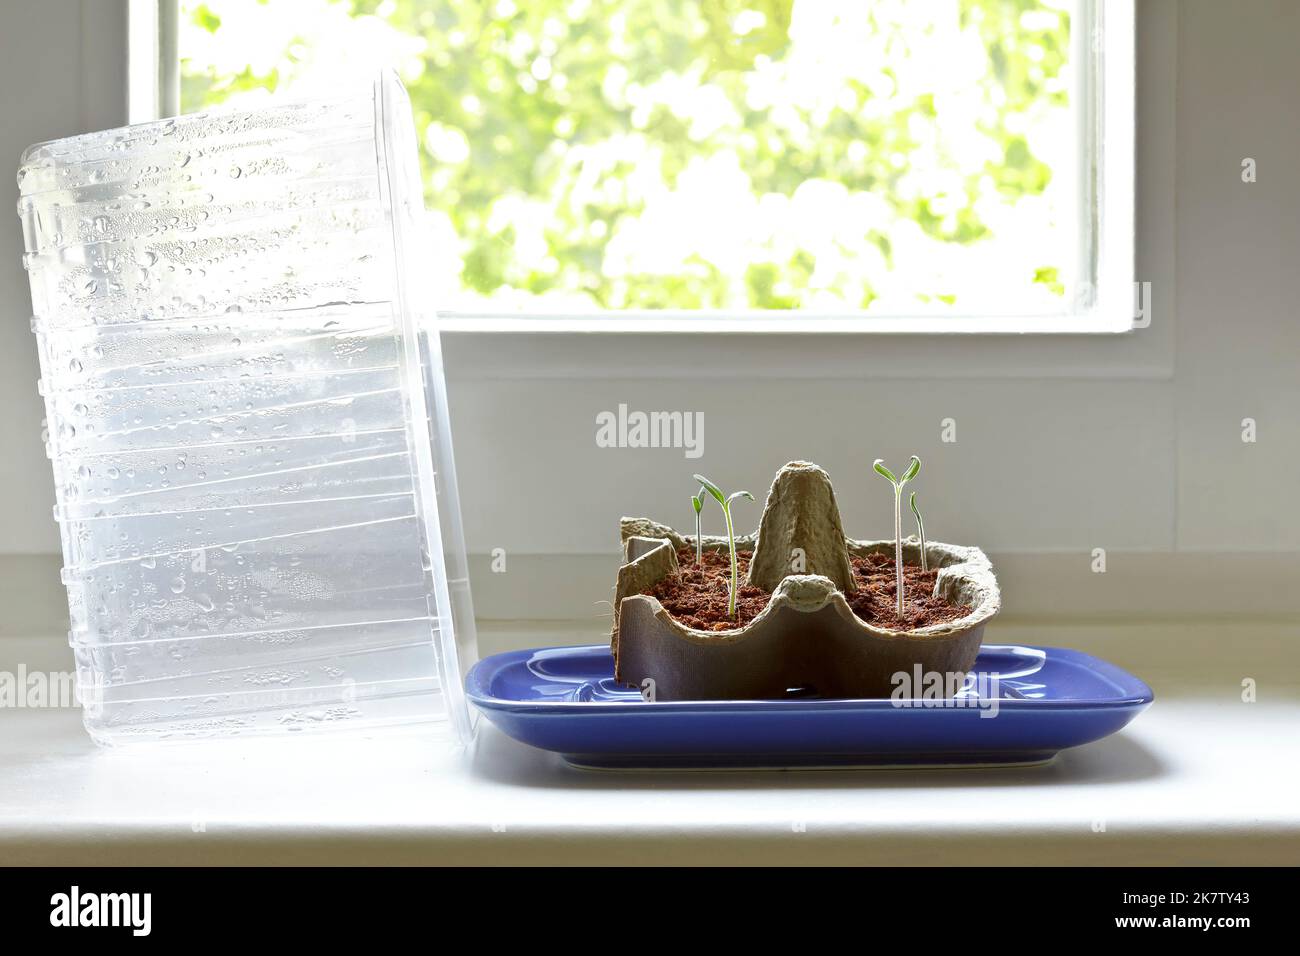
[693,474,753,618]
[690,489,705,564]
[873,456,921,616]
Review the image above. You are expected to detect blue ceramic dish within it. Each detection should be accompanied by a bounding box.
[466,644,1153,770]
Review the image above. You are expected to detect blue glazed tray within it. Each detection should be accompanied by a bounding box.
[465,644,1153,770]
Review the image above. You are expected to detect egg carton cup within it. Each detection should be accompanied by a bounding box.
[611,462,1001,701]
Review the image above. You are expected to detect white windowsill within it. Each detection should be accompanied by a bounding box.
[0,620,1296,866]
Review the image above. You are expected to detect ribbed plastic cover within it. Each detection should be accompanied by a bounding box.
[17,72,477,744]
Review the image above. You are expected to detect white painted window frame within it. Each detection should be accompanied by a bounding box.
[132,0,1136,338]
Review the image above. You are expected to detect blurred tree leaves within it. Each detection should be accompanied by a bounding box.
[181,0,1072,311]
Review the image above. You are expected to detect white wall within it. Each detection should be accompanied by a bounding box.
[1173,0,1300,551]
[1,0,126,553]
[2,1,1297,622]
[442,1,1298,600]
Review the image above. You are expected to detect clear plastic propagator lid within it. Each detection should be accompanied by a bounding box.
[18,72,478,744]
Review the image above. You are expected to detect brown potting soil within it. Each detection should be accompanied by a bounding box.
[644,547,972,632]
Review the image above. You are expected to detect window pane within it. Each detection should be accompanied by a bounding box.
[180,0,1082,315]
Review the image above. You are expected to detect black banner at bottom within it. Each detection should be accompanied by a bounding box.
[0,865,1287,941]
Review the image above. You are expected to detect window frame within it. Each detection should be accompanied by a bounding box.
[143,0,1137,337]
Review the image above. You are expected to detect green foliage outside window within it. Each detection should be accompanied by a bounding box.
[181,0,1075,313]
